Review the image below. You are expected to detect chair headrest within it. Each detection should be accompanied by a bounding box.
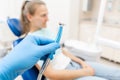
[7,18,22,37]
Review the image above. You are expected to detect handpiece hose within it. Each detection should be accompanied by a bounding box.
[37,23,64,80]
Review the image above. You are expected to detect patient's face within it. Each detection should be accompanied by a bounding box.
[29,5,48,32]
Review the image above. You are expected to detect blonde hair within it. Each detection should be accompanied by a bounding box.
[20,0,46,35]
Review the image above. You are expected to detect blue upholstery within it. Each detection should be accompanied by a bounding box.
[7,18,22,37]
[7,18,40,80]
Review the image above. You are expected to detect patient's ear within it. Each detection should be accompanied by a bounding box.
[26,13,32,22]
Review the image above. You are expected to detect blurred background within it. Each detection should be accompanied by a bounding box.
[0,0,120,80]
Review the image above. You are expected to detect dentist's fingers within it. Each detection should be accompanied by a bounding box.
[26,35,55,45]
[37,42,60,57]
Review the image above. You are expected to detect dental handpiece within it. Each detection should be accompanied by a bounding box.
[37,23,64,80]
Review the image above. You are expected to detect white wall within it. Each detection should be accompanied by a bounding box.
[44,0,80,41]
[0,0,24,19]
[69,0,81,40]
[8,0,24,18]
[44,0,71,41]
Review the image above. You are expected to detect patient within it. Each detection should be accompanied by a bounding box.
[20,0,120,80]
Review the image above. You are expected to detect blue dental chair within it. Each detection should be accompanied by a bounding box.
[7,18,41,80]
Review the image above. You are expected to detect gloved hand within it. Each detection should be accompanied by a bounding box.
[0,35,60,80]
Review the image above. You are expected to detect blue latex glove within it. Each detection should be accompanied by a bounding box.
[0,35,60,80]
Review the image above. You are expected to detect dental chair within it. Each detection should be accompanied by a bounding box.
[7,18,44,80]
